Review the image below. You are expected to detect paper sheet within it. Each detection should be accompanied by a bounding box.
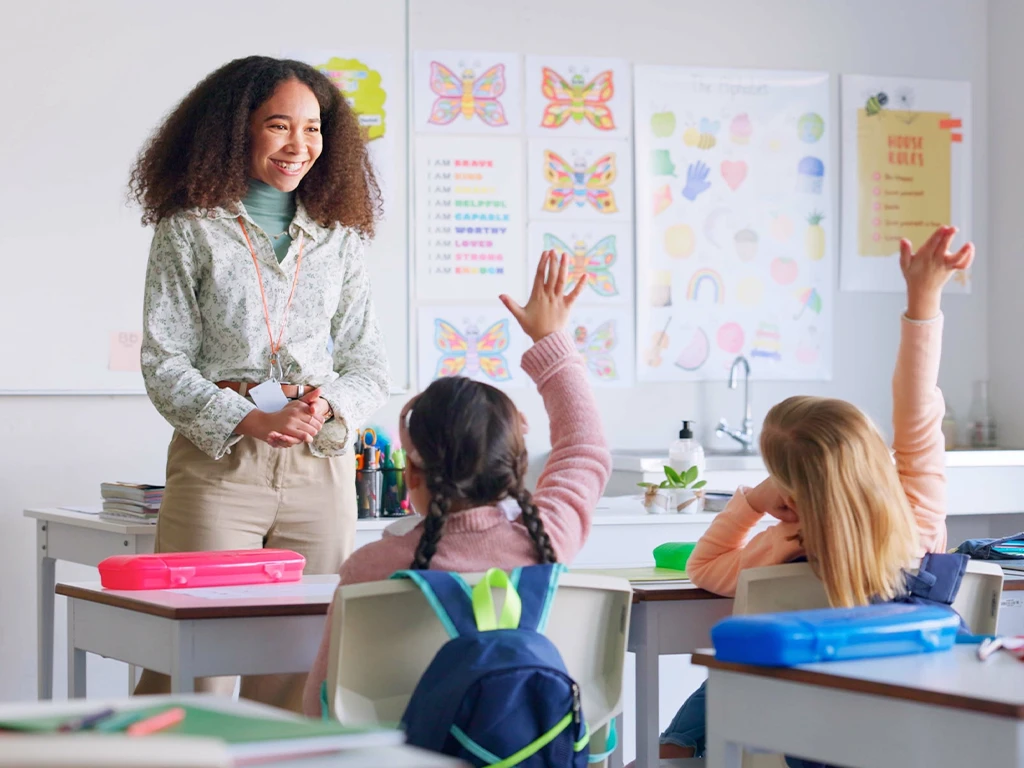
[413,50,522,134]
[634,66,833,382]
[840,75,972,292]
[524,55,631,139]
[414,136,525,301]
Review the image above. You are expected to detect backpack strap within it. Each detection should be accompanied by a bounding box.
[391,570,478,638]
[508,563,567,634]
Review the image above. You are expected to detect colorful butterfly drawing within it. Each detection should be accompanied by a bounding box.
[428,62,508,127]
[573,321,618,380]
[540,68,615,130]
[433,319,512,382]
[542,151,617,213]
[542,233,619,297]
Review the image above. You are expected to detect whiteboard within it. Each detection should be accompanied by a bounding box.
[0,0,410,394]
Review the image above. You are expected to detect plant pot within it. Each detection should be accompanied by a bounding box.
[643,487,704,514]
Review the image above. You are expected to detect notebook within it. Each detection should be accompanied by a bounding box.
[0,703,403,765]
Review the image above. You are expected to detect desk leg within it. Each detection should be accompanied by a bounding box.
[634,605,660,768]
[169,625,196,694]
[37,521,55,700]
[67,600,86,699]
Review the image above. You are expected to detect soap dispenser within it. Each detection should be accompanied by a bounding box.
[669,420,706,480]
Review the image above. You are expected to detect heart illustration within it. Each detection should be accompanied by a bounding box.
[721,160,748,191]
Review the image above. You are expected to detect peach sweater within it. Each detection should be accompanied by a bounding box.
[687,314,948,596]
[301,330,612,715]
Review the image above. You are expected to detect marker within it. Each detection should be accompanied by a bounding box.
[57,707,116,732]
[126,707,186,736]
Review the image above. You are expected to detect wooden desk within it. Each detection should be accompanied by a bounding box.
[57,577,338,697]
[25,507,157,699]
[0,693,463,767]
[695,644,1024,768]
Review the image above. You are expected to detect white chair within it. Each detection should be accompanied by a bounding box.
[728,559,1005,768]
[324,570,632,765]
[734,559,1004,633]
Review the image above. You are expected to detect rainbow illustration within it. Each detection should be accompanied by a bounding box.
[686,268,725,304]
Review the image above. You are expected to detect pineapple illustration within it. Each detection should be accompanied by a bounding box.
[805,212,825,261]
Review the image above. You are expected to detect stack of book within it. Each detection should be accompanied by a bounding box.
[100,482,164,524]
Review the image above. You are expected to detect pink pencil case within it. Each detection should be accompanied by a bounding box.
[98,549,306,590]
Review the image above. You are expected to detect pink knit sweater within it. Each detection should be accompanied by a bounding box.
[687,314,948,597]
[302,330,612,715]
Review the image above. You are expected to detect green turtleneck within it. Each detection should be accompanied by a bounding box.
[242,179,297,263]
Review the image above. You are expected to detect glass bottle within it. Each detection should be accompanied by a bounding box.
[941,405,958,451]
[968,380,997,449]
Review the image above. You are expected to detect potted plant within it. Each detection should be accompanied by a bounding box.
[639,465,707,514]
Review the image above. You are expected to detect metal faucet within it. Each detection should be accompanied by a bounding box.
[716,356,755,453]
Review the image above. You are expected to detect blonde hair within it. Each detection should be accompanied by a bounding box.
[760,396,919,608]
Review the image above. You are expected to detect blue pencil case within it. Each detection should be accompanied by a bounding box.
[711,603,960,667]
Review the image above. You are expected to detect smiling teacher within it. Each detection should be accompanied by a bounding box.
[130,56,389,710]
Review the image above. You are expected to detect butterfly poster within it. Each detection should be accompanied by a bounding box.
[414,50,521,133]
[527,222,633,306]
[417,307,528,390]
[527,138,632,222]
[525,56,631,139]
[568,309,634,387]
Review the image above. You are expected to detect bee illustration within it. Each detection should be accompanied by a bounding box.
[865,92,888,117]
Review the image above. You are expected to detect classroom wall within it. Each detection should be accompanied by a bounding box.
[0,0,995,703]
[988,0,1024,449]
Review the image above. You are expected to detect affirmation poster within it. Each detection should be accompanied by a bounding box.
[840,75,972,292]
[524,56,631,139]
[634,66,833,382]
[417,306,529,391]
[291,51,398,197]
[413,50,522,134]
[414,136,524,301]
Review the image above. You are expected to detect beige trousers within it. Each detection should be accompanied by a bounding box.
[133,432,356,712]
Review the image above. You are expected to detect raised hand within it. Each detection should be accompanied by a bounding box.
[499,250,587,343]
[899,225,975,321]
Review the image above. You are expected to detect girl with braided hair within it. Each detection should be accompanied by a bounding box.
[302,249,612,716]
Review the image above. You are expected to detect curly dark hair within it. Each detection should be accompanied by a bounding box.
[405,377,556,570]
[129,56,381,235]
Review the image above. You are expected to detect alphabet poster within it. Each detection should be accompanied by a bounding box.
[840,75,972,292]
[634,66,833,381]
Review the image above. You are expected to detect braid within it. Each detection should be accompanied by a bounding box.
[516,487,557,565]
[411,478,452,570]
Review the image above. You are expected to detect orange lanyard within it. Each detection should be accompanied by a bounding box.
[237,218,305,382]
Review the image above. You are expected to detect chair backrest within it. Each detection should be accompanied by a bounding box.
[730,559,1004,768]
[733,560,1004,633]
[324,571,632,737]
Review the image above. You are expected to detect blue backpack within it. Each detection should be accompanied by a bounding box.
[393,564,609,767]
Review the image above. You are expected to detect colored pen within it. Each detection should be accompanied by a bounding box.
[126,707,186,736]
[57,707,116,732]
[94,709,152,733]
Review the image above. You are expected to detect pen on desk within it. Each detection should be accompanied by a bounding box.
[126,706,186,736]
[94,709,152,733]
[57,707,116,732]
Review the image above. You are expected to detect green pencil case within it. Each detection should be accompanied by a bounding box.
[653,542,697,572]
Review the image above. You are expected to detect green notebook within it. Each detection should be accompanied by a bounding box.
[0,703,403,764]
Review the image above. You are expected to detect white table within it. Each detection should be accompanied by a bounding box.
[696,644,1024,768]
[25,508,157,699]
[0,693,464,767]
[58,576,338,697]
